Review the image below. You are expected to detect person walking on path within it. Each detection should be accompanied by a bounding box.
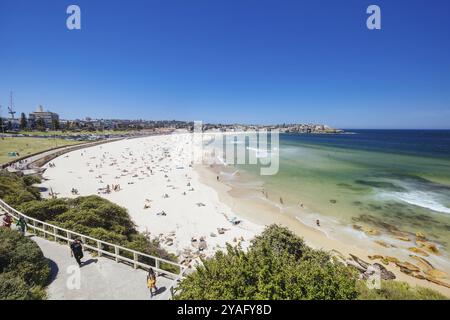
[16,217,27,235]
[2,213,13,228]
[147,267,158,298]
[70,238,84,267]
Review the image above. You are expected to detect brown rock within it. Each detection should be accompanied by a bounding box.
[368,255,384,260]
[395,235,411,242]
[408,247,429,257]
[349,254,370,270]
[409,255,434,271]
[425,269,448,280]
[411,272,426,280]
[374,240,395,248]
[362,226,380,236]
[415,232,427,240]
[372,263,396,280]
[416,240,439,254]
[385,256,400,264]
[423,275,450,288]
[395,261,421,273]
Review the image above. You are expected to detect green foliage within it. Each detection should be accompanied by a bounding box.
[356,280,447,300]
[175,225,359,300]
[0,171,40,206]
[19,199,69,221]
[0,228,50,300]
[23,175,41,186]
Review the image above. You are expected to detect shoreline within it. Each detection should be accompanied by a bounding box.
[195,163,450,297]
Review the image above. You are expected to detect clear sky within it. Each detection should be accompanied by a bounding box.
[1,0,449,128]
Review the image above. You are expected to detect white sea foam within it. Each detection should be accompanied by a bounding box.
[380,190,450,214]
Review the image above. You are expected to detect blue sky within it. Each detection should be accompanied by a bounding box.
[0,0,449,128]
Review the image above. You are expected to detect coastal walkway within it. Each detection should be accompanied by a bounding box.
[31,235,173,300]
[0,200,186,300]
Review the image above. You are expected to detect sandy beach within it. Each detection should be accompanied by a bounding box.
[39,133,263,261]
[39,132,450,296]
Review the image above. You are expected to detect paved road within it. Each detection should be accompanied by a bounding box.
[29,234,174,300]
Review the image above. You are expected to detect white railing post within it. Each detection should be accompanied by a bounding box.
[32,220,37,234]
[81,236,86,251]
[97,241,102,257]
[115,246,119,262]
[133,252,138,269]
[43,224,46,239]
[67,231,71,245]
[156,259,160,272]
[53,226,57,241]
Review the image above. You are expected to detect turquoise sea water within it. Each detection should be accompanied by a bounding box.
[217,130,450,259]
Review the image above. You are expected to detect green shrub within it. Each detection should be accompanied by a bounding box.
[19,199,69,221]
[23,175,42,187]
[0,172,40,206]
[0,228,50,300]
[174,225,359,300]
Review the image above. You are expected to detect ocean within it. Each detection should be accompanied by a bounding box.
[213,130,450,265]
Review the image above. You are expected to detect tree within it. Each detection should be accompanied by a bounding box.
[20,112,28,130]
[35,118,46,131]
[174,225,359,300]
[52,118,60,130]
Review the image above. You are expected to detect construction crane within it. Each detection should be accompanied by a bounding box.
[8,91,16,119]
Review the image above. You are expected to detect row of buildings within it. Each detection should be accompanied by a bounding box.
[1,105,342,134]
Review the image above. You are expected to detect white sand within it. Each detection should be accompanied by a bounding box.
[40,133,263,259]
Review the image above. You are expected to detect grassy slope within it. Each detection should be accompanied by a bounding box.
[0,137,81,165]
[16,130,137,136]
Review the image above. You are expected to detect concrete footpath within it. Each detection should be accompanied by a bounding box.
[30,235,173,300]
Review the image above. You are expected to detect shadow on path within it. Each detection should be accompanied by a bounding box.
[81,258,98,267]
[154,286,167,295]
[46,258,59,284]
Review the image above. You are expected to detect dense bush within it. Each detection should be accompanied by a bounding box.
[174,225,359,300]
[0,228,50,300]
[0,172,40,206]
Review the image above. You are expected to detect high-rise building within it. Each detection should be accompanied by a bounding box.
[28,105,59,128]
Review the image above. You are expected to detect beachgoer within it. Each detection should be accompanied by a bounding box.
[16,217,27,235]
[316,219,320,227]
[147,268,157,297]
[70,238,84,267]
